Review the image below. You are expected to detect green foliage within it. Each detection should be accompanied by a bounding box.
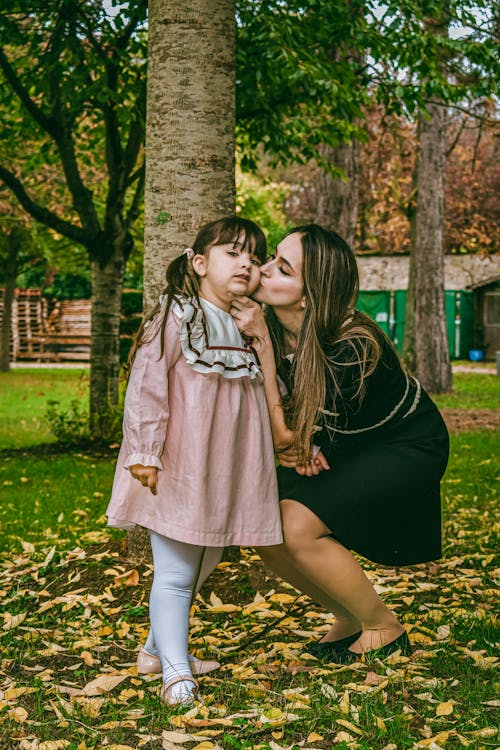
[46,397,123,448]
[236,168,291,250]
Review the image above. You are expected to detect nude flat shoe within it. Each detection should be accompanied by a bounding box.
[136,647,220,676]
[160,674,198,707]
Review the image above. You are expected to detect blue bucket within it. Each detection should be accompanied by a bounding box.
[468,349,485,362]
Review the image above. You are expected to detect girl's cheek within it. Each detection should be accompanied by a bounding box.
[247,271,261,296]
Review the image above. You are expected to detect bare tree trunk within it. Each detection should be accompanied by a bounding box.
[0,272,15,372]
[143,0,236,310]
[89,243,125,437]
[315,141,359,248]
[413,101,452,392]
[130,0,236,559]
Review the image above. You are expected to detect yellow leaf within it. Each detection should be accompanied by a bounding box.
[209,592,223,607]
[80,651,94,666]
[37,742,71,750]
[268,593,296,604]
[339,689,350,714]
[103,746,137,750]
[206,604,240,613]
[436,702,454,716]
[415,732,450,748]
[4,686,37,700]
[8,706,28,722]
[83,674,127,696]
[336,718,364,735]
[306,733,323,742]
[375,716,387,732]
[192,743,215,750]
[3,612,26,630]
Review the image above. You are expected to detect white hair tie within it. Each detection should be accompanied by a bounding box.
[183,247,194,259]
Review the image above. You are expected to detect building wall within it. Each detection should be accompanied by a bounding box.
[356,254,499,291]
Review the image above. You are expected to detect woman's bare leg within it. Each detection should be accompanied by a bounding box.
[256,543,361,641]
[273,500,405,653]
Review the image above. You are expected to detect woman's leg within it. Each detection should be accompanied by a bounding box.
[267,500,404,652]
[256,543,361,641]
[148,531,203,700]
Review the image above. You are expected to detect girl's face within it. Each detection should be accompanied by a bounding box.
[193,240,262,310]
[252,233,305,312]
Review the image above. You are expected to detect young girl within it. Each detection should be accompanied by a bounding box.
[106,217,282,706]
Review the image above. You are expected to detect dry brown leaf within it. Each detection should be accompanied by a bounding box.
[436,701,454,716]
[82,673,127,696]
[37,742,71,750]
[113,569,140,587]
[8,705,28,722]
[3,612,26,630]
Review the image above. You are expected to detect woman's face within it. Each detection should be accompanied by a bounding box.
[252,233,304,312]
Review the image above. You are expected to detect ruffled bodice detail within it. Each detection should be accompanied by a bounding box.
[170,296,262,381]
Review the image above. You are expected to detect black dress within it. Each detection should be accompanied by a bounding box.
[277,333,449,566]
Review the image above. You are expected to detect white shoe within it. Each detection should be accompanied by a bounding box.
[136,647,220,676]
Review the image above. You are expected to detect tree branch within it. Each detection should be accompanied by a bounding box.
[0,164,88,246]
[0,47,56,136]
[125,161,144,232]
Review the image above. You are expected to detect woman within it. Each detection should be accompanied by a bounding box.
[230,224,449,663]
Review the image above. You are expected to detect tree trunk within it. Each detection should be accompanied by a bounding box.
[130,0,236,559]
[0,272,16,372]
[315,141,359,248]
[413,101,452,393]
[143,0,236,310]
[89,241,125,439]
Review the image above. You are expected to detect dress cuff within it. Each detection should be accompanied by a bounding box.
[124,453,164,471]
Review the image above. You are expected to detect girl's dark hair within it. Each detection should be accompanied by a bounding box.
[127,216,267,372]
[266,224,385,460]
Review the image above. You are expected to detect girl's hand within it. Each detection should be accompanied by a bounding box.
[230,297,268,350]
[129,464,158,495]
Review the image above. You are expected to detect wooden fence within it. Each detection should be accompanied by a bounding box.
[0,289,91,362]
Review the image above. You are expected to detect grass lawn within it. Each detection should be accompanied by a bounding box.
[0,368,498,749]
[0,368,89,449]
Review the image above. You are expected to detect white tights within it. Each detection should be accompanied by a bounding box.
[144,531,223,700]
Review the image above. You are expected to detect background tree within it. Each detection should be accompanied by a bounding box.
[0,1,147,436]
[0,211,36,372]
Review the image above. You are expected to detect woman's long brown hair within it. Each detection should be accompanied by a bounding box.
[126,216,267,374]
[266,224,385,461]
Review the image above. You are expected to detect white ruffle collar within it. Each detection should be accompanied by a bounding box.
[169,296,262,381]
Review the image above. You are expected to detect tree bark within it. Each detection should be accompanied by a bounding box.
[413,101,452,393]
[0,271,16,372]
[143,0,236,310]
[130,0,236,558]
[89,242,125,437]
[315,141,359,248]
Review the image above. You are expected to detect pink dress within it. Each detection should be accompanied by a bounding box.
[106,296,283,547]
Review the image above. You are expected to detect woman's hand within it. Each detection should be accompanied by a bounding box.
[129,464,158,495]
[229,297,269,352]
[277,447,330,476]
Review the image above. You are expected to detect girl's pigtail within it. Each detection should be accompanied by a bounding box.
[126,253,196,375]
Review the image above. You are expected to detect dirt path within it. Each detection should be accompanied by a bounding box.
[441,408,500,433]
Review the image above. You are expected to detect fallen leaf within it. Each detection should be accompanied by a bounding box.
[436,701,454,716]
[83,674,127,696]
